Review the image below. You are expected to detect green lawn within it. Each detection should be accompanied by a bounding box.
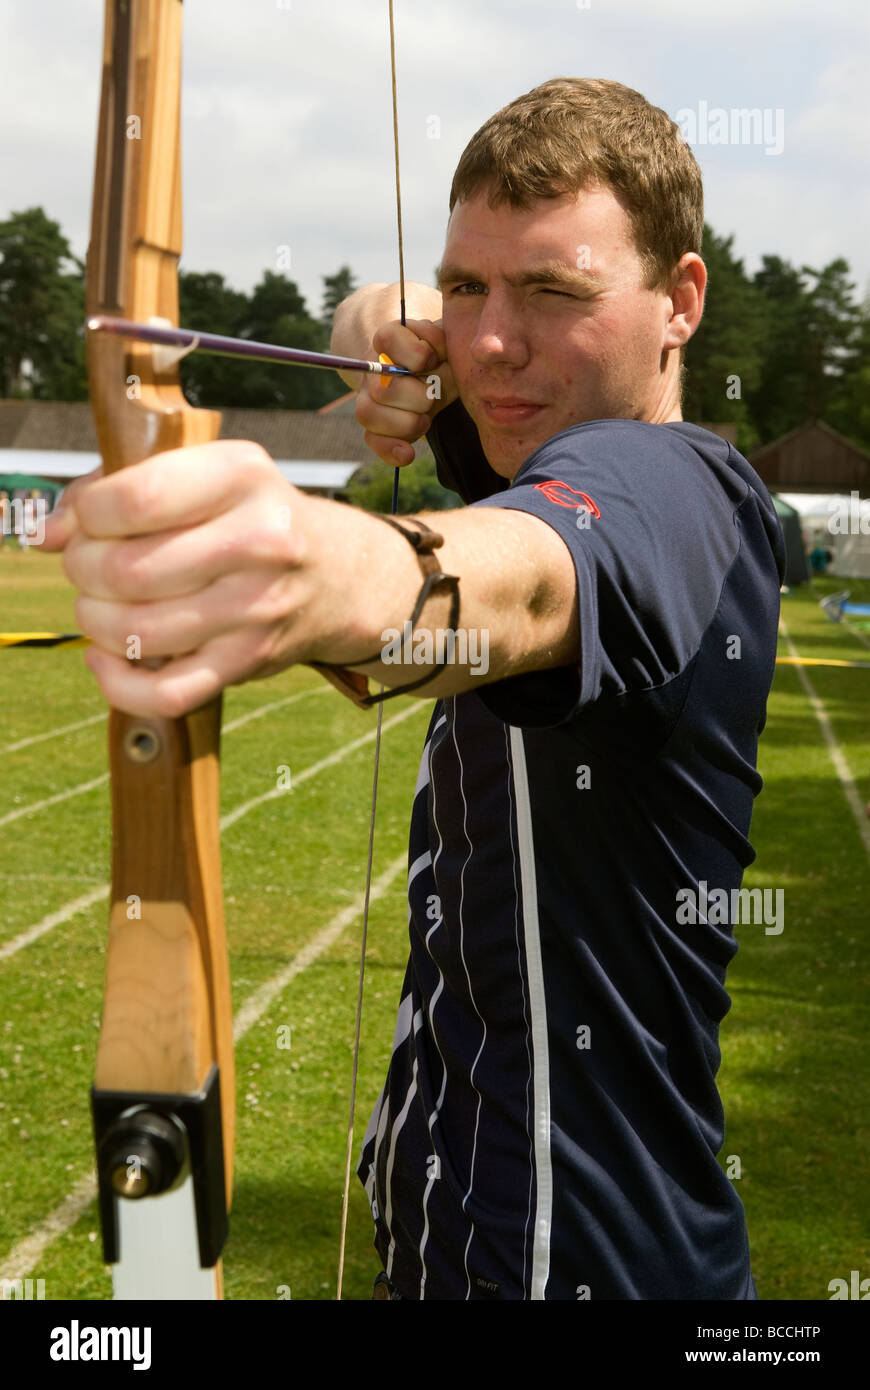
[0,552,868,1299]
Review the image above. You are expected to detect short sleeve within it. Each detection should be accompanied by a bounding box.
[469,419,746,726]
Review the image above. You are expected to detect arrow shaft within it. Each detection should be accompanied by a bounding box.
[87,314,413,377]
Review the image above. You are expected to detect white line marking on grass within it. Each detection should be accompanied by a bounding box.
[1,712,106,756]
[221,685,327,734]
[0,688,326,830]
[232,852,407,1041]
[0,886,109,962]
[0,774,109,829]
[0,1172,99,1284]
[1,686,323,762]
[779,616,870,862]
[220,703,422,830]
[0,849,410,1280]
[1,698,422,963]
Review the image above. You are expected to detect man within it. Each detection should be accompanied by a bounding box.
[332,78,784,1301]
[48,77,783,1300]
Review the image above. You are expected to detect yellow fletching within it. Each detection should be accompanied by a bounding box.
[378,352,395,389]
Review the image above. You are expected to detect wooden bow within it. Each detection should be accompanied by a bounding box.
[86,0,234,1300]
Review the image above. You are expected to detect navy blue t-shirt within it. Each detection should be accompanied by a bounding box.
[358,408,785,1300]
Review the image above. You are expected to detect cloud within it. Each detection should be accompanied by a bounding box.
[1,0,866,313]
[790,57,870,162]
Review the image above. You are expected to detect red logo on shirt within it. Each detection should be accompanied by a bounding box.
[533,480,601,517]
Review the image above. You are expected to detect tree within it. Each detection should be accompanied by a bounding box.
[346,452,461,513]
[750,256,818,442]
[179,269,347,410]
[179,271,251,408]
[0,208,86,399]
[826,291,870,449]
[801,258,861,421]
[747,256,865,445]
[321,266,357,326]
[683,226,766,454]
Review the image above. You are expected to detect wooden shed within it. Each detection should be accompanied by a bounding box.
[750,420,870,495]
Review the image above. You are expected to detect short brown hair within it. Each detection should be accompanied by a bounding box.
[449,78,703,290]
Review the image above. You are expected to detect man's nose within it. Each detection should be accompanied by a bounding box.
[470,294,529,367]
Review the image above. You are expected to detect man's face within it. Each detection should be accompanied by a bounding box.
[438,185,680,478]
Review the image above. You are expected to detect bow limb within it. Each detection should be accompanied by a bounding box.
[86,0,234,1300]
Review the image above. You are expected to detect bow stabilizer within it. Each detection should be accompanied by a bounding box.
[86,0,234,1300]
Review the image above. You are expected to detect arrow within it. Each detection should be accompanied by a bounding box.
[86,313,414,378]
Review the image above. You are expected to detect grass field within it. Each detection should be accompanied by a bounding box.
[0,549,868,1301]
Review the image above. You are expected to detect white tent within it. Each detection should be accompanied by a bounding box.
[831,497,870,578]
[777,492,870,577]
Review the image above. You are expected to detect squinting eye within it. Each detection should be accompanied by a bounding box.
[451,283,486,296]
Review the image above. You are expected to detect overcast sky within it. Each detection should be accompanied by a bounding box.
[2,0,868,324]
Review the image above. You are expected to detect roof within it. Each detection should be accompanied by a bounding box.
[750,420,870,493]
[752,418,870,465]
[0,398,377,460]
[317,391,358,416]
[0,398,378,490]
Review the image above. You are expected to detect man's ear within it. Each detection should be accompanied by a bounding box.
[664,253,706,350]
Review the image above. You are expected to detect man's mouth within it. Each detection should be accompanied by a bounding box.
[479,397,545,426]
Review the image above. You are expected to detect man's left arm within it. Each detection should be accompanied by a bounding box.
[40,442,578,719]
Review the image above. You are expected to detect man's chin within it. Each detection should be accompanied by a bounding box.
[469,402,585,477]
[479,430,547,481]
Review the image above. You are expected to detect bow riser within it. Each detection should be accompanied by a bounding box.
[86,0,234,1300]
